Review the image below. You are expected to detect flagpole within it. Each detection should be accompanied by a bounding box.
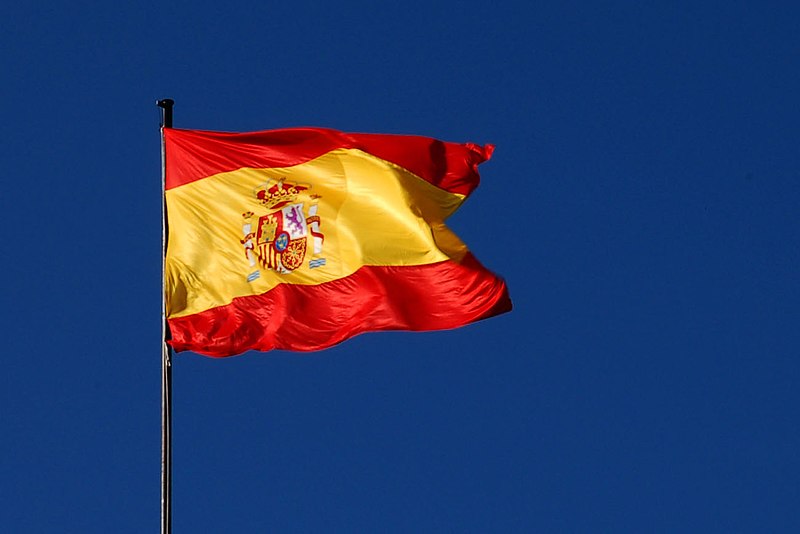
[157,98,174,534]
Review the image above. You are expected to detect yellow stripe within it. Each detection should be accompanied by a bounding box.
[166,148,468,318]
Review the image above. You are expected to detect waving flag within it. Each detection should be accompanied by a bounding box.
[163,127,511,356]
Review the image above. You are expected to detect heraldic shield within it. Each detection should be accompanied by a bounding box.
[255,203,308,272]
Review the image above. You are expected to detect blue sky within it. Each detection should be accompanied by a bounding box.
[1,1,798,531]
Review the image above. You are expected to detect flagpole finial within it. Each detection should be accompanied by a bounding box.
[157,99,174,128]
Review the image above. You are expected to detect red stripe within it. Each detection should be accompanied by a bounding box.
[167,254,511,356]
[164,127,493,196]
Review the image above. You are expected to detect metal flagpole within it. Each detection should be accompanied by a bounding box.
[157,98,174,534]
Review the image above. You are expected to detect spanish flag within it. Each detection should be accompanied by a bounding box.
[164,127,511,356]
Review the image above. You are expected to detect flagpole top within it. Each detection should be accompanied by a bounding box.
[157,99,174,128]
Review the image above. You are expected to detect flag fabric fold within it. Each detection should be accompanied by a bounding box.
[164,127,511,356]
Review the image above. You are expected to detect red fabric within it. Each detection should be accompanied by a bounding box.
[167,255,511,356]
[164,127,493,196]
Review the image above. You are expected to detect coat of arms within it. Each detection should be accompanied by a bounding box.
[240,179,325,281]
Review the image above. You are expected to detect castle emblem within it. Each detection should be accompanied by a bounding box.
[241,179,325,281]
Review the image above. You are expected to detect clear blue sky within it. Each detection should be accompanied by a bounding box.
[1,1,798,531]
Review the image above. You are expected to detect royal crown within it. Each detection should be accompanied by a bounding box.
[255,179,309,210]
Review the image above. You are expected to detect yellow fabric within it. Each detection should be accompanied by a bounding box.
[166,148,468,318]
